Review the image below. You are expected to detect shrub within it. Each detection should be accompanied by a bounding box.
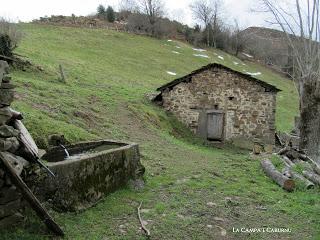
[0,18,22,58]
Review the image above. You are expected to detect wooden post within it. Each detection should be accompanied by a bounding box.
[59,64,66,83]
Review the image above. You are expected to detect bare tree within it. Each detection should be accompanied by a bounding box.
[137,0,165,36]
[231,19,246,56]
[190,0,214,47]
[119,0,138,12]
[210,0,223,48]
[261,0,320,162]
[190,0,223,47]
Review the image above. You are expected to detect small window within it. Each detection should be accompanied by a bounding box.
[228,96,235,101]
[214,104,219,110]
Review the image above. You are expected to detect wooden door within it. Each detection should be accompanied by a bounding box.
[207,112,224,140]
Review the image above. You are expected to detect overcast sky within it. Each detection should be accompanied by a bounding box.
[0,0,270,28]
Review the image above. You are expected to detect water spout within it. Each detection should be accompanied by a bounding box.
[59,144,70,159]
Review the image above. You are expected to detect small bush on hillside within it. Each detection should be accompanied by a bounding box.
[106,6,115,22]
[0,18,22,58]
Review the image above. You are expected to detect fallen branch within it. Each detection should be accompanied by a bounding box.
[281,156,295,168]
[300,154,320,174]
[137,201,150,237]
[261,159,295,191]
[0,54,17,62]
[277,146,290,155]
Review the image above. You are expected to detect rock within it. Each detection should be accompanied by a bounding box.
[0,213,24,228]
[0,178,4,188]
[0,137,19,152]
[225,197,239,207]
[7,137,20,153]
[0,138,13,151]
[3,152,29,176]
[206,202,217,207]
[253,143,263,155]
[5,175,12,186]
[129,179,145,191]
[213,217,225,222]
[140,209,151,214]
[0,125,19,138]
[0,61,9,81]
[265,145,274,154]
[0,168,4,178]
[0,186,21,204]
[0,107,13,125]
[0,199,21,218]
[2,76,11,83]
[48,134,68,146]
[219,227,227,236]
[0,82,15,89]
[0,89,15,106]
[38,149,47,159]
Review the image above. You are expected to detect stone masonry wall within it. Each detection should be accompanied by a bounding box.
[162,67,277,144]
[0,164,25,228]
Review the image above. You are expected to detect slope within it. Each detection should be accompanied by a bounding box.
[2,23,318,240]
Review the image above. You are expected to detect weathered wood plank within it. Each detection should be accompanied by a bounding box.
[13,120,38,161]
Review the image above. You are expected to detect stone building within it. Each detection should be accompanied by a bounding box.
[154,63,280,147]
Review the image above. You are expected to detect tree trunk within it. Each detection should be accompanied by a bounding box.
[207,26,210,47]
[302,170,320,185]
[261,159,295,191]
[299,83,320,163]
[291,172,315,189]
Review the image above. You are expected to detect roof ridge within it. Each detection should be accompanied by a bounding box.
[157,63,281,92]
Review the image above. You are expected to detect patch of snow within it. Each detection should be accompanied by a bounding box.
[246,71,262,76]
[172,51,181,54]
[233,62,239,65]
[218,56,224,60]
[167,39,173,42]
[175,46,181,49]
[166,71,177,76]
[242,53,253,58]
[193,54,210,58]
[242,63,246,66]
[193,48,206,52]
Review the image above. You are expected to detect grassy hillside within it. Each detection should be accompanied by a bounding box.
[2,24,319,240]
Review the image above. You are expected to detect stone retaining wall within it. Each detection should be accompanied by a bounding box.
[0,164,24,228]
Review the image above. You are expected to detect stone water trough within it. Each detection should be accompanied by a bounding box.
[34,140,145,212]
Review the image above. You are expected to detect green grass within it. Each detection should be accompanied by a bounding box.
[1,23,318,239]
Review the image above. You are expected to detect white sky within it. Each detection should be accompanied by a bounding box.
[0,0,270,28]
